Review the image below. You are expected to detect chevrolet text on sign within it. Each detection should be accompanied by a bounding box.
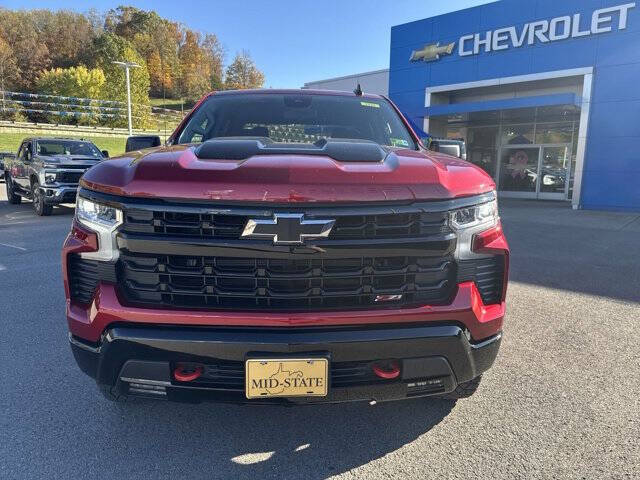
[460,3,636,56]
[410,3,636,62]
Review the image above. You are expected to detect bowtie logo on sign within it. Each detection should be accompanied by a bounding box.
[409,42,456,62]
[410,3,635,63]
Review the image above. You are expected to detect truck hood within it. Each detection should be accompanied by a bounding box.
[41,155,102,166]
[81,144,495,203]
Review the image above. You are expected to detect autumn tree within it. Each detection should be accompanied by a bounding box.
[91,32,151,128]
[31,10,96,68]
[37,66,106,99]
[146,20,182,98]
[0,9,51,90]
[85,8,106,36]
[178,30,214,101]
[35,66,106,125]
[105,6,182,98]
[0,36,20,120]
[0,36,18,93]
[0,5,265,122]
[202,34,225,91]
[225,51,264,90]
[0,9,100,90]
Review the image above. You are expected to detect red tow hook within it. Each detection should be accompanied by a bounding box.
[173,364,204,382]
[372,360,401,380]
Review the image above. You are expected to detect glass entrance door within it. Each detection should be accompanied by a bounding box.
[498,147,539,196]
[538,146,569,200]
[497,145,570,199]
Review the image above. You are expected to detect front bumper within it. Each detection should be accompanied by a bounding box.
[66,281,505,343]
[42,185,77,204]
[70,323,502,404]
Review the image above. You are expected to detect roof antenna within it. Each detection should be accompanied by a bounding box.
[353,83,363,96]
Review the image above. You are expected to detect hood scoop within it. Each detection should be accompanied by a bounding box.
[194,137,388,163]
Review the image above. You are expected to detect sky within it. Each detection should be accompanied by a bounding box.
[1,0,495,88]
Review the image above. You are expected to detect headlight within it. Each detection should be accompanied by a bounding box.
[75,196,123,262]
[450,198,498,230]
[76,197,122,230]
[450,196,499,260]
[45,173,57,184]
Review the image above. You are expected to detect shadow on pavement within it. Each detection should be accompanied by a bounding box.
[500,199,640,303]
[0,197,75,219]
[101,396,455,479]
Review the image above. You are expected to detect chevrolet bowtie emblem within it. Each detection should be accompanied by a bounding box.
[241,214,335,245]
[410,42,456,62]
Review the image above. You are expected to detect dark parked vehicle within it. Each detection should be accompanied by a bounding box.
[63,89,509,405]
[429,138,467,160]
[0,151,14,180]
[4,138,107,216]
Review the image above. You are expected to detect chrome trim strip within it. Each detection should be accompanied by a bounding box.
[120,377,172,387]
[79,187,496,215]
[68,333,100,353]
[471,332,502,350]
[128,388,167,396]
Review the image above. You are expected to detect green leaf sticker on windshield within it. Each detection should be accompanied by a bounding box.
[360,101,380,108]
[390,138,410,147]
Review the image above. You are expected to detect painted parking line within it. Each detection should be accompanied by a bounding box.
[4,211,34,221]
[0,242,27,251]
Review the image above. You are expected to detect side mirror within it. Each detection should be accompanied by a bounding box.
[421,137,433,149]
[101,150,109,158]
[125,135,162,152]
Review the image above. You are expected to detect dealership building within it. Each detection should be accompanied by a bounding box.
[305,0,639,211]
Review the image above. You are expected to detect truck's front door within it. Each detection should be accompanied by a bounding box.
[13,141,31,191]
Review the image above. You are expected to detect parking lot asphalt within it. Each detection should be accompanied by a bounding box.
[0,188,638,480]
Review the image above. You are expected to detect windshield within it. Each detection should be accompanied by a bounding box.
[36,140,102,157]
[176,93,417,150]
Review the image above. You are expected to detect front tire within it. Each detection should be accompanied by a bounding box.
[32,180,52,216]
[5,173,22,204]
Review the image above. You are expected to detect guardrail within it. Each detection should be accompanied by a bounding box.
[0,120,172,140]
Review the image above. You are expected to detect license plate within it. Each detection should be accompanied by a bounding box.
[245,358,328,399]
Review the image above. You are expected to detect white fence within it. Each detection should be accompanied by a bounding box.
[0,119,171,140]
[0,90,186,132]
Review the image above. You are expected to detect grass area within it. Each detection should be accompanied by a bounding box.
[149,97,186,111]
[0,132,127,156]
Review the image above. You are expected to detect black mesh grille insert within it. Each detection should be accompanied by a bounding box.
[57,171,84,184]
[68,254,117,304]
[68,255,100,304]
[329,212,448,239]
[457,256,505,304]
[119,253,456,311]
[122,208,449,241]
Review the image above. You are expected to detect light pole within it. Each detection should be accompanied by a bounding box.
[112,61,140,136]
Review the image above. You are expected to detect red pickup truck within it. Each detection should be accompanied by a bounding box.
[63,89,508,404]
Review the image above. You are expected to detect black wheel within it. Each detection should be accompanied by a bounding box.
[5,173,22,204]
[439,375,482,400]
[98,384,129,403]
[32,180,52,216]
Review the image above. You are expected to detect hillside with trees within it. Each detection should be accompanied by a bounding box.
[0,6,265,128]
